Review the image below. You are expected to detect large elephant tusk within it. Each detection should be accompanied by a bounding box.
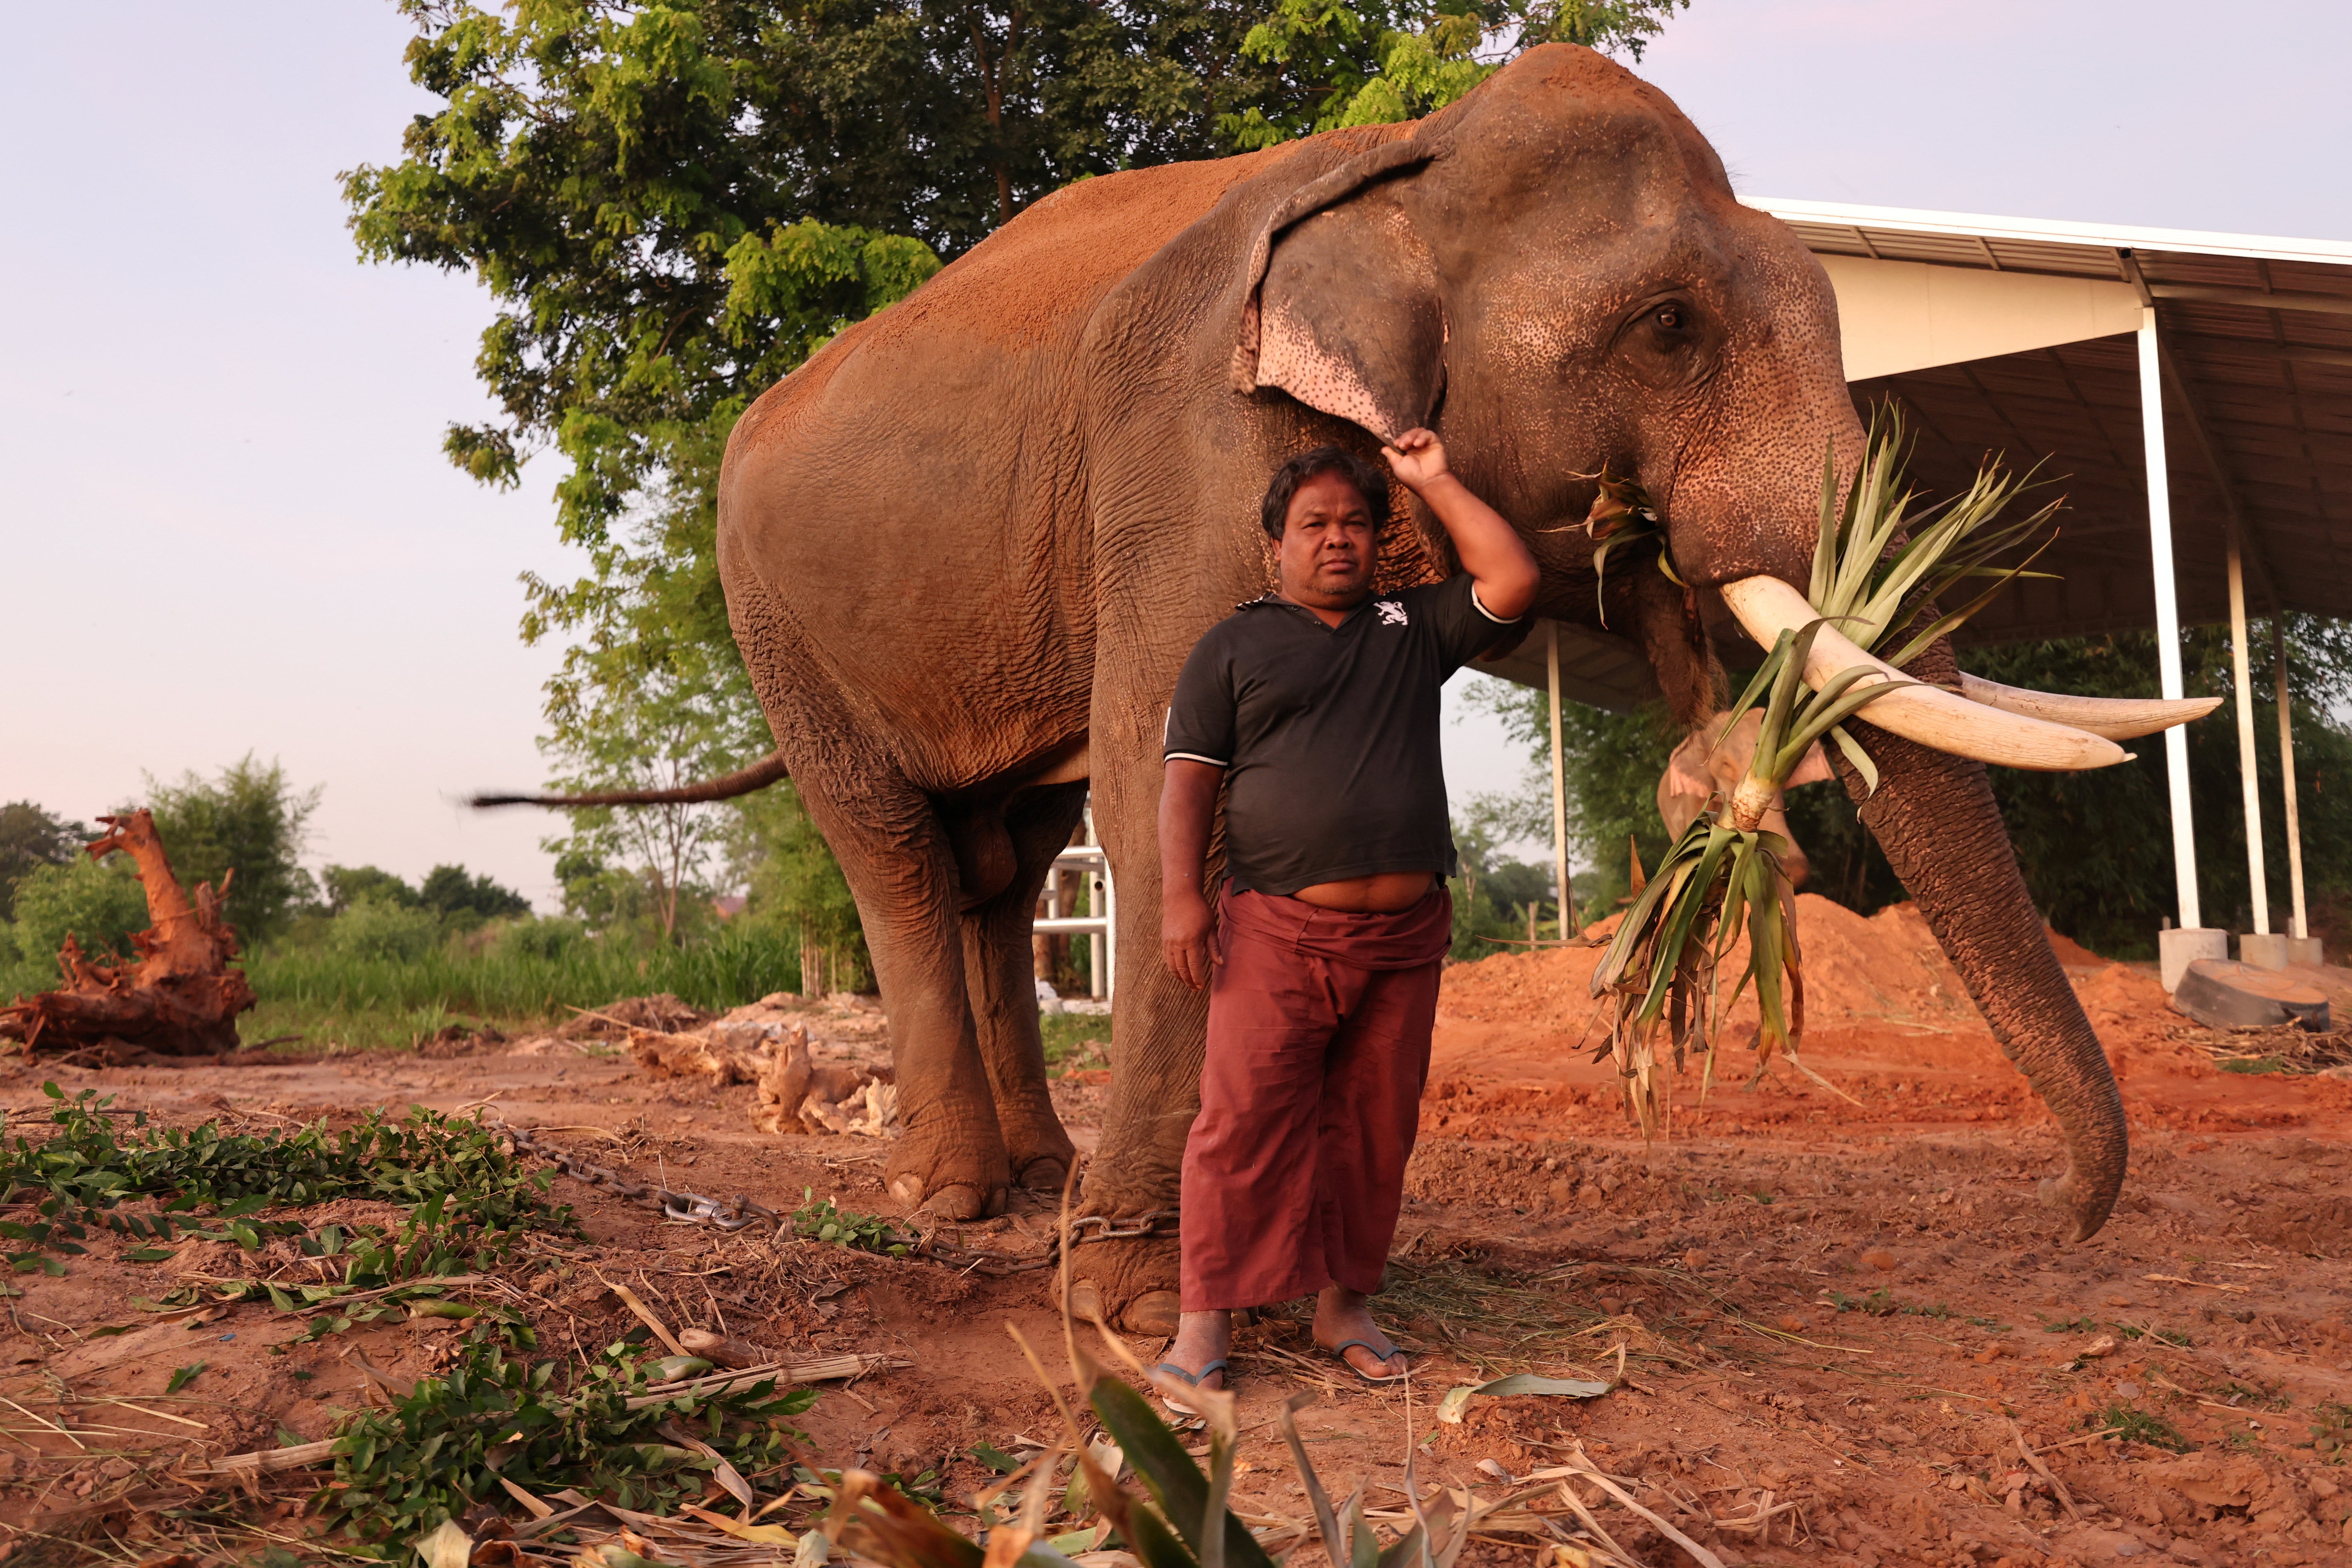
[1956,674,2220,740]
[1719,577,2129,773]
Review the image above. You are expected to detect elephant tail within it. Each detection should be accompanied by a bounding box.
[470,751,790,809]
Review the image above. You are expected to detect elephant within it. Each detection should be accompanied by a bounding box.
[492,42,2212,1332]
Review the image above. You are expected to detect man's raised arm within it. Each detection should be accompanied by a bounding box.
[1381,428,1540,622]
[1160,758,1224,990]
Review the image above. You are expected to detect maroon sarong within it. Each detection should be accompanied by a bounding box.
[1179,885,1453,1311]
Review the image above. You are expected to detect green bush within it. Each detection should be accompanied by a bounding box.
[144,754,320,944]
[0,801,88,922]
[11,856,151,965]
[328,897,445,963]
[489,916,588,962]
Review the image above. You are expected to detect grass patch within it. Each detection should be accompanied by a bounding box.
[1040,1012,1111,1074]
[240,922,807,1050]
[1827,1289,1902,1316]
[2098,1405,2193,1452]
[2219,1057,2289,1075]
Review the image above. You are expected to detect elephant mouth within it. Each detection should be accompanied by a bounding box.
[1718,575,2220,767]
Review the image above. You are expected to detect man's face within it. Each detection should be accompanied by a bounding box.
[1276,471,1379,609]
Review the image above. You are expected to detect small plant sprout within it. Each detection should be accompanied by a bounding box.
[1590,412,2058,1136]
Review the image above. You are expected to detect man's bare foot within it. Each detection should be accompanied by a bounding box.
[1313,1285,1405,1379]
[1162,1308,1231,1392]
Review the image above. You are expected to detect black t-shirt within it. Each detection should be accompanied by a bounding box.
[1163,574,1522,897]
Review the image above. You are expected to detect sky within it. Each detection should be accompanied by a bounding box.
[4,2,2347,908]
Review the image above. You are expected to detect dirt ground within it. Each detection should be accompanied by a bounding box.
[11,901,2352,1567]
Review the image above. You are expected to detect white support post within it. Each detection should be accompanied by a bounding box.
[1546,622,1572,942]
[2143,306,2223,990]
[1085,801,1105,1000]
[2227,528,2270,938]
[2275,617,2315,957]
[1102,850,1117,1006]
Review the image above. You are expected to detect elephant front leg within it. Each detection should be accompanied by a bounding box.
[962,782,1088,1192]
[1063,726,1209,1335]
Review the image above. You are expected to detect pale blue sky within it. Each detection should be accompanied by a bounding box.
[4,2,2345,905]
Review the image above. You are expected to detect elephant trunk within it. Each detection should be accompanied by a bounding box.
[1833,634,2128,1243]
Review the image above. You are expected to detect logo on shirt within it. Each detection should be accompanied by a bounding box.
[1375,600,1408,627]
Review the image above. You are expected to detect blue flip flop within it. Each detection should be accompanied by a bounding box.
[1325,1339,1407,1386]
[1152,1358,1229,1416]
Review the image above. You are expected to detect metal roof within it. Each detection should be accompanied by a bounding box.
[1486,198,2352,711]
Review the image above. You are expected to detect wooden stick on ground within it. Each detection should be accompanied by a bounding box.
[2008,1418,2081,1523]
[600,1274,688,1357]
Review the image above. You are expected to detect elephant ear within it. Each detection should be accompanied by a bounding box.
[1232,142,1447,442]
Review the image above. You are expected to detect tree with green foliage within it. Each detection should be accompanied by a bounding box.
[0,803,89,923]
[1220,0,1686,147]
[323,864,421,914]
[1971,618,2352,957]
[1465,678,1683,912]
[418,865,534,922]
[141,756,321,944]
[731,781,872,992]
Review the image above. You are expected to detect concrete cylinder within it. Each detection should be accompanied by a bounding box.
[2240,932,2291,971]
[2160,927,2230,993]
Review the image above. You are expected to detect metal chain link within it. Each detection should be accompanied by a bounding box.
[488,1117,1176,1277]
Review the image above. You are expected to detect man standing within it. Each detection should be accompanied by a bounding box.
[1156,430,1539,1402]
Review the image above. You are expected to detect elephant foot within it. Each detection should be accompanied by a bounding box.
[1065,1235,1180,1333]
[884,1137,1009,1220]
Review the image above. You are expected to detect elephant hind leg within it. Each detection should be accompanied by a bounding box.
[722,556,1014,1217]
[962,782,1087,1191]
[786,755,1013,1221]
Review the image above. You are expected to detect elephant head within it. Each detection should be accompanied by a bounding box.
[1219,45,2212,1241]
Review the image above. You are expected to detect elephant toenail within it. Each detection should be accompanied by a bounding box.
[1123,1290,1182,1336]
[917,1183,989,1221]
[1018,1157,1072,1192]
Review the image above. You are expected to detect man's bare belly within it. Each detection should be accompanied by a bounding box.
[1291,872,1436,913]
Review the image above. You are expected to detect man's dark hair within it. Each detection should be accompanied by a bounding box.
[1260,445,1391,541]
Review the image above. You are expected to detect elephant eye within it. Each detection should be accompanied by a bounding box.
[1655,304,1686,332]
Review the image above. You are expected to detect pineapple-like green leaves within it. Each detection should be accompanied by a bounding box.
[1590,410,2060,1137]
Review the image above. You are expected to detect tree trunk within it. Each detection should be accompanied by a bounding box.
[0,811,254,1056]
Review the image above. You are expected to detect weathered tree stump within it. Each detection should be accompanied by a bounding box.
[0,811,254,1056]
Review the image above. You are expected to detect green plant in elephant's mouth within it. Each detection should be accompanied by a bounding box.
[1590,413,2060,1136]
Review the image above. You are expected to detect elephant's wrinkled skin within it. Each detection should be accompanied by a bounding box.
[710,44,2129,1324]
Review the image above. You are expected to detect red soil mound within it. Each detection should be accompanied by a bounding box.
[1441,896,1987,1041]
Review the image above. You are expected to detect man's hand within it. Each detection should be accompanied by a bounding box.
[1159,758,1225,991]
[1163,886,1217,991]
[1379,426,1539,622]
[1379,427,1454,493]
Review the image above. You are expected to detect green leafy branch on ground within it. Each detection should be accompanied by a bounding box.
[791,1188,909,1256]
[324,1321,817,1544]
[0,1087,569,1271]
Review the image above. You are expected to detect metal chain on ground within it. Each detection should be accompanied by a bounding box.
[486,1116,1176,1277]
